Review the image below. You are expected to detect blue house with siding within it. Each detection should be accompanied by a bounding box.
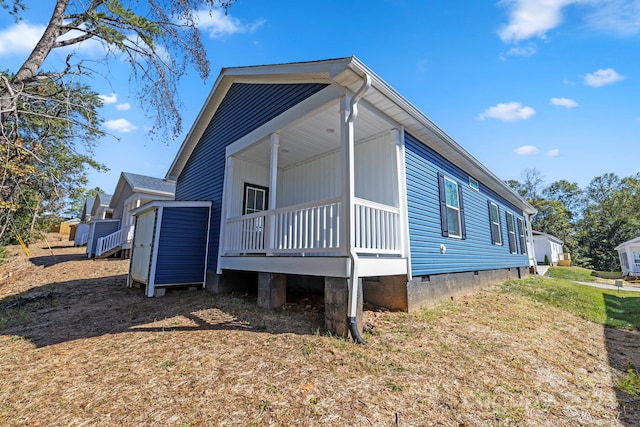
[130,57,537,341]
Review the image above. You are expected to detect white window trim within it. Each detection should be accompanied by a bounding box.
[444,177,462,239]
[506,211,517,254]
[489,202,502,246]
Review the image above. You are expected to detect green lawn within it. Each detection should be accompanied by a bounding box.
[502,275,640,329]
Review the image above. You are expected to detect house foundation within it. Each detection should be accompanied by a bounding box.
[258,273,287,309]
[405,267,529,312]
[324,277,363,337]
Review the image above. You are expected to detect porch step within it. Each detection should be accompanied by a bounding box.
[96,245,121,259]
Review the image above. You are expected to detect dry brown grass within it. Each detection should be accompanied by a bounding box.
[0,234,636,426]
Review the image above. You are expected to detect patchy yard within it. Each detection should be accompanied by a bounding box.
[0,234,638,426]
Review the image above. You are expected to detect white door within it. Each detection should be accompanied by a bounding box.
[129,209,157,285]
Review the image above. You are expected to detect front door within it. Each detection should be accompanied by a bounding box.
[243,183,269,251]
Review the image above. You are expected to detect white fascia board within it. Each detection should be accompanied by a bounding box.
[131,200,212,216]
[226,84,343,157]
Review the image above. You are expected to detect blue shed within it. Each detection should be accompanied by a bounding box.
[128,201,212,297]
[156,57,537,337]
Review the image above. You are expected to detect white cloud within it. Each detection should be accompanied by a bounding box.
[0,21,45,56]
[193,9,265,38]
[547,148,561,157]
[104,118,137,133]
[116,103,131,111]
[497,0,579,43]
[99,93,118,104]
[514,145,540,155]
[584,68,625,87]
[498,0,640,44]
[550,97,578,108]
[477,102,536,122]
[584,0,640,35]
[503,43,538,57]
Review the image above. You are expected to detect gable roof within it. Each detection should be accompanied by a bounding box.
[121,171,175,195]
[96,193,112,207]
[532,230,563,245]
[109,172,176,209]
[615,236,640,250]
[167,56,535,215]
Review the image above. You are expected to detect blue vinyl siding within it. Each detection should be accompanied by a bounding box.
[154,207,210,285]
[90,221,120,255]
[175,82,328,270]
[404,133,528,276]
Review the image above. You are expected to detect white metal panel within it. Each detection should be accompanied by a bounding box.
[228,158,269,217]
[278,150,341,207]
[129,209,157,284]
[355,131,398,207]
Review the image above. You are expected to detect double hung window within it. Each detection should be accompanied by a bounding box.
[438,173,466,239]
[506,212,517,254]
[488,202,502,245]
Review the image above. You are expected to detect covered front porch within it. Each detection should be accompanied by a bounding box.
[217,88,410,279]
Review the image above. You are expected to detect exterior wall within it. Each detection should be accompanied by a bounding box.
[278,150,340,207]
[154,206,210,285]
[175,82,329,270]
[533,237,563,264]
[276,130,398,208]
[404,132,528,276]
[111,185,134,220]
[228,158,269,217]
[87,220,120,257]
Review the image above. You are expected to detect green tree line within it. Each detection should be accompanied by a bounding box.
[507,168,640,272]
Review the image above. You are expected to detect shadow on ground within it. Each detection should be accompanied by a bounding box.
[0,274,323,348]
[603,293,640,426]
[29,252,89,267]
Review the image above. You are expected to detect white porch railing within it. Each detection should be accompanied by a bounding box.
[224,197,401,256]
[96,225,135,257]
[354,197,400,254]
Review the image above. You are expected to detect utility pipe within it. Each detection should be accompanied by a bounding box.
[345,74,371,345]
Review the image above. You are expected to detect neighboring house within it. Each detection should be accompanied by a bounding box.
[129,57,537,340]
[88,172,175,258]
[615,236,640,278]
[89,193,113,220]
[80,197,95,223]
[532,231,564,265]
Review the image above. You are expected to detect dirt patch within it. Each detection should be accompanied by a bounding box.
[0,234,638,426]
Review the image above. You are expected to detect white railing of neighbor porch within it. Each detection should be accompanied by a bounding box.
[96,225,135,257]
[224,197,401,256]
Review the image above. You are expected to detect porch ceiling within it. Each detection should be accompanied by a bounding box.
[235,100,394,169]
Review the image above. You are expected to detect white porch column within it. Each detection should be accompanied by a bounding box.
[395,127,411,277]
[268,133,279,254]
[339,94,355,256]
[216,155,235,274]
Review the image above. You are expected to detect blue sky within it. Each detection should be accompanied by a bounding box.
[1,0,639,196]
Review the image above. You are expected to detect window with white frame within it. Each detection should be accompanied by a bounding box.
[243,183,268,215]
[517,217,527,254]
[488,201,502,245]
[438,173,466,239]
[469,176,479,191]
[506,211,517,254]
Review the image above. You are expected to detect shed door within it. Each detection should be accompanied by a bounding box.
[130,209,157,284]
